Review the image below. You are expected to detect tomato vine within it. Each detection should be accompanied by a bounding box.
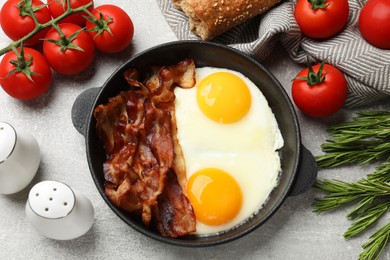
[0,0,93,56]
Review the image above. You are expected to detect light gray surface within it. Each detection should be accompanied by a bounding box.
[0,1,389,259]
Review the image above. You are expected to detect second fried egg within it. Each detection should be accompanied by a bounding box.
[174,67,284,235]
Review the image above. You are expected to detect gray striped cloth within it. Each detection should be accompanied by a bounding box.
[156,0,390,107]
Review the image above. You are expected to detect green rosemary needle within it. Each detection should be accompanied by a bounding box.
[313,111,390,260]
[360,221,390,260]
[316,111,390,168]
[344,199,390,239]
[313,178,390,213]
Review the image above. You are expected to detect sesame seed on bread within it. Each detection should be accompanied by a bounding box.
[173,0,281,40]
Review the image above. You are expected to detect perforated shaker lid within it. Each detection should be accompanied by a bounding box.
[0,122,17,163]
[28,180,75,219]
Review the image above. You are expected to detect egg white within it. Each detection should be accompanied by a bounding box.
[174,67,284,235]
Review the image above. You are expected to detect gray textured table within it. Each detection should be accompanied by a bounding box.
[1,1,389,259]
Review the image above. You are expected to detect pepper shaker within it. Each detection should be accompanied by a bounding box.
[25,180,95,240]
[0,122,41,194]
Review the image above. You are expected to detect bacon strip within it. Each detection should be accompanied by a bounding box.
[153,170,196,238]
[144,100,174,168]
[94,59,196,237]
[94,92,129,155]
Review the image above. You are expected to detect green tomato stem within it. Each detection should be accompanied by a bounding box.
[84,9,114,37]
[0,1,93,57]
[52,23,69,46]
[83,9,101,28]
[308,0,330,10]
[7,45,39,82]
[11,45,27,70]
[293,58,327,86]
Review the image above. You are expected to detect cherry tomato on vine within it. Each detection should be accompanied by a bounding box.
[359,0,390,50]
[0,47,52,100]
[292,62,348,117]
[85,5,134,54]
[48,0,94,27]
[43,23,95,75]
[294,0,349,39]
[0,0,51,46]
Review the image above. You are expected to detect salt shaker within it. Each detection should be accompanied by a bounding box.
[0,122,41,194]
[25,180,95,240]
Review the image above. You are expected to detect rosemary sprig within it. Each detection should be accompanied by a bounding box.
[316,111,390,168]
[344,199,390,239]
[313,179,390,213]
[368,160,390,183]
[360,221,390,260]
[313,111,390,260]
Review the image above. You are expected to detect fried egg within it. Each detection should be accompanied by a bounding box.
[174,67,284,235]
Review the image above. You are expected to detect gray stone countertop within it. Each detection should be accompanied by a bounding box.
[0,0,389,259]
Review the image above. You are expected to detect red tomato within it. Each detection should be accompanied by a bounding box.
[43,23,95,75]
[359,0,390,49]
[85,5,134,53]
[292,63,348,117]
[0,47,52,100]
[0,0,51,45]
[294,0,349,39]
[48,0,94,27]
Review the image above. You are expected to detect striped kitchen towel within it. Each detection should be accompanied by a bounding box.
[156,0,390,107]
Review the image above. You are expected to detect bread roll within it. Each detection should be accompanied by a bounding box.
[173,0,281,40]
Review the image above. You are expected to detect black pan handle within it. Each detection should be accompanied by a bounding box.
[71,87,101,136]
[289,145,318,196]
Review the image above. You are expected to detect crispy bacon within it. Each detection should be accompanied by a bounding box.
[148,59,195,108]
[160,58,196,89]
[94,92,129,155]
[153,170,196,237]
[131,132,158,177]
[144,100,174,168]
[94,59,196,237]
[103,142,138,186]
[104,166,168,218]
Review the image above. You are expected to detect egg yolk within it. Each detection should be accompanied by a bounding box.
[196,72,251,123]
[187,168,242,226]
